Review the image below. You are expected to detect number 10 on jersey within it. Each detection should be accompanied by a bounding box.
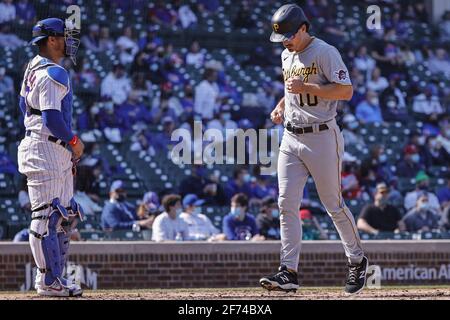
[298,93,318,107]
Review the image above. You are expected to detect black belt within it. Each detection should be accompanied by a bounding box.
[285,122,329,135]
[26,130,68,148]
[29,108,42,116]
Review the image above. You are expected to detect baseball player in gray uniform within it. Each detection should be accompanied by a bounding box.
[259,4,368,294]
[17,18,85,297]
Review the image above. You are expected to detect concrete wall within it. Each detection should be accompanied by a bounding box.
[1,241,450,291]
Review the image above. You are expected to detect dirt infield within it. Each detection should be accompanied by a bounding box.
[1,286,449,300]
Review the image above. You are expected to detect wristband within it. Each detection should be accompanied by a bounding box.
[69,135,78,146]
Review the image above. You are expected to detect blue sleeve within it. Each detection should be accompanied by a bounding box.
[222,215,236,240]
[102,204,135,230]
[19,96,26,116]
[42,109,74,142]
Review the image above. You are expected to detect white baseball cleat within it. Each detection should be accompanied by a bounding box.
[37,278,83,297]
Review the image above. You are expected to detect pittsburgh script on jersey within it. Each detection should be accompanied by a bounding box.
[283,62,318,82]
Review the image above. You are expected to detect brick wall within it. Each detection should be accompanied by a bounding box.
[1,241,450,291]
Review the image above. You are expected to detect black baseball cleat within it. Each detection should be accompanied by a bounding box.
[344,256,369,294]
[259,265,299,293]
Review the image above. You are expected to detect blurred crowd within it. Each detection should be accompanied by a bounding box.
[0,0,449,241]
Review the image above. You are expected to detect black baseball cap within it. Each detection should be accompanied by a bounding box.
[270,4,309,42]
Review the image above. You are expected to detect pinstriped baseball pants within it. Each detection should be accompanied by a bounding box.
[277,119,364,271]
[17,135,73,285]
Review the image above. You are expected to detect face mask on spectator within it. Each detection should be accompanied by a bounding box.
[176,207,183,216]
[271,209,280,218]
[243,173,251,183]
[387,100,397,108]
[230,207,242,218]
[194,207,202,215]
[418,202,430,212]
[410,154,420,163]
[378,154,387,163]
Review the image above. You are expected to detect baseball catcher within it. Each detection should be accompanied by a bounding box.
[17,17,85,297]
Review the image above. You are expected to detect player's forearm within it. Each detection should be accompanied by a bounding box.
[42,109,75,142]
[276,97,285,110]
[303,83,353,101]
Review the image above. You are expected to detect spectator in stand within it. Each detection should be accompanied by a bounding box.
[179,84,195,122]
[0,0,15,23]
[360,145,393,186]
[357,183,404,235]
[404,171,441,213]
[101,63,131,105]
[402,192,440,233]
[398,44,416,67]
[130,72,153,103]
[367,67,389,93]
[437,173,450,226]
[341,158,362,200]
[379,73,408,122]
[222,193,264,241]
[256,196,280,240]
[185,41,204,68]
[233,1,254,29]
[194,68,219,120]
[174,0,197,29]
[412,84,444,118]
[421,136,450,168]
[149,0,178,27]
[225,167,253,201]
[341,114,366,149]
[99,26,115,52]
[116,91,152,130]
[355,90,384,124]
[396,144,425,178]
[74,166,103,216]
[179,194,221,241]
[151,82,182,123]
[15,0,36,23]
[387,177,404,211]
[136,191,160,232]
[152,194,189,241]
[427,48,450,77]
[151,116,177,153]
[0,24,26,49]
[81,24,101,52]
[101,180,154,231]
[353,45,376,81]
[300,208,328,240]
[116,26,140,65]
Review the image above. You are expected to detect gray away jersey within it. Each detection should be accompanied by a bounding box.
[281,37,352,125]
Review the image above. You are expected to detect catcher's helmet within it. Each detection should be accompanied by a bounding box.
[270,4,310,42]
[29,18,80,64]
